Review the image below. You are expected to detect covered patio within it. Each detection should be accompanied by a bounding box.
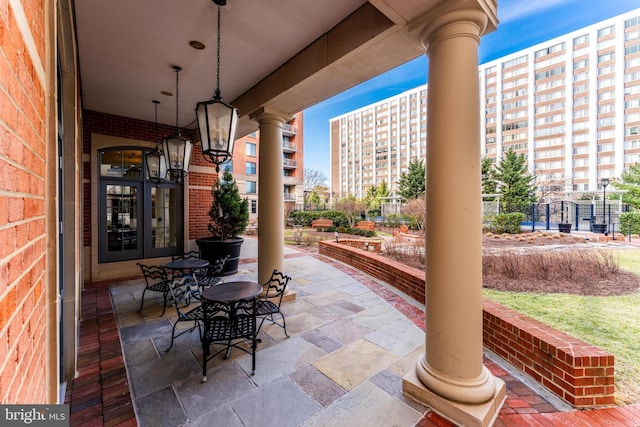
[65,238,640,426]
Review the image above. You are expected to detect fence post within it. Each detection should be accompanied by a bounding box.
[545,203,550,230]
[530,203,536,232]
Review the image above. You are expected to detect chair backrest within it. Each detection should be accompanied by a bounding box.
[262,269,291,301]
[166,274,196,314]
[204,255,229,277]
[172,250,201,262]
[137,263,169,286]
[202,300,233,341]
[233,299,257,340]
[202,298,256,342]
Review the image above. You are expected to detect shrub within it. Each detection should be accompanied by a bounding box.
[490,212,525,234]
[620,211,640,235]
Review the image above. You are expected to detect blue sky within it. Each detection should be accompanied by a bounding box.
[302,0,640,179]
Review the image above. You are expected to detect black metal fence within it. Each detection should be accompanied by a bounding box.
[512,201,629,234]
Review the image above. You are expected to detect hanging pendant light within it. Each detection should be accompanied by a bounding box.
[196,0,238,172]
[146,100,167,185]
[163,65,193,182]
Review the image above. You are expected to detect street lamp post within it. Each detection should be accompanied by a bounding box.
[601,178,609,226]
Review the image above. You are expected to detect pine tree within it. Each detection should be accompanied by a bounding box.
[494,149,536,213]
[207,171,249,240]
[397,159,425,201]
[481,157,498,200]
[614,163,640,209]
[363,181,390,213]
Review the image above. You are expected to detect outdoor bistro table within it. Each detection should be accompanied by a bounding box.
[201,281,262,305]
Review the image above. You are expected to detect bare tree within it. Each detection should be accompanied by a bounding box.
[334,195,367,227]
[304,168,328,191]
[402,196,426,233]
[534,174,568,203]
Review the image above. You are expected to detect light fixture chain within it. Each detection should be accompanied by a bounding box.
[153,100,159,146]
[175,68,180,131]
[216,5,221,97]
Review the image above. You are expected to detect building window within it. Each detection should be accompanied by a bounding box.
[246,142,256,156]
[251,199,257,214]
[221,162,232,173]
[246,161,256,175]
[246,181,257,194]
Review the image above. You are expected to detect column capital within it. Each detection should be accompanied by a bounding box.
[249,107,291,125]
[419,9,488,52]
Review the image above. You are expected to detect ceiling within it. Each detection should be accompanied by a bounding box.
[74,0,497,137]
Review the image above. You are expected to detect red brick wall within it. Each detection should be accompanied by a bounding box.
[0,0,49,403]
[483,300,615,407]
[336,239,383,253]
[319,240,616,408]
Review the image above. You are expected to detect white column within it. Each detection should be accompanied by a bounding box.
[250,108,290,284]
[403,9,505,427]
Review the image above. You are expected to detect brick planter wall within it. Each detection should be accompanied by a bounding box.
[337,239,383,253]
[319,240,616,408]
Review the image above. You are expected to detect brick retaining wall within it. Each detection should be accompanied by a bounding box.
[319,240,616,408]
[336,239,383,253]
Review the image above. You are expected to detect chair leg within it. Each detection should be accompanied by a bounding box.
[166,320,199,352]
[251,337,256,375]
[160,291,168,316]
[202,340,209,383]
[138,288,147,313]
[280,313,289,338]
[166,323,179,352]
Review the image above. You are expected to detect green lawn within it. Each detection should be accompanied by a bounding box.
[483,248,640,404]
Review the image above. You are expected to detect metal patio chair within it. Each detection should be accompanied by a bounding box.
[201,298,257,381]
[137,263,172,316]
[165,270,204,352]
[256,269,292,338]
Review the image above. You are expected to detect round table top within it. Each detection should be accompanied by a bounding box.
[201,281,262,303]
[165,259,209,270]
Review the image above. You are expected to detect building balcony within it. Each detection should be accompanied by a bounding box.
[282,141,296,153]
[283,192,296,201]
[283,176,298,185]
[282,123,297,136]
[283,158,297,168]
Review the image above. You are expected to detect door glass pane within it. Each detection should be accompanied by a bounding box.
[106,185,138,252]
[100,149,143,178]
[151,187,178,249]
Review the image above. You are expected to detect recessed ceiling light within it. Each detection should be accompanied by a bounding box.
[161,91,173,97]
[189,40,206,50]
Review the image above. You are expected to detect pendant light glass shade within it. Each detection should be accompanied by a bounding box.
[146,100,167,184]
[164,65,193,182]
[197,96,238,171]
[163,134,193,180]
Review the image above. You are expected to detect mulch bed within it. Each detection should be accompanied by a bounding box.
[483,271,640,296]
[302,229,640,297]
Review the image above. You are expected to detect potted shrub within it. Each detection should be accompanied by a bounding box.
[196,171,249,276]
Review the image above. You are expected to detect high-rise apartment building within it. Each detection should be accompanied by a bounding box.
[330,9,640,199]
[229,112,304,219]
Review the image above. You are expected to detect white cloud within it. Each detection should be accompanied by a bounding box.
[498,0,577,23]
